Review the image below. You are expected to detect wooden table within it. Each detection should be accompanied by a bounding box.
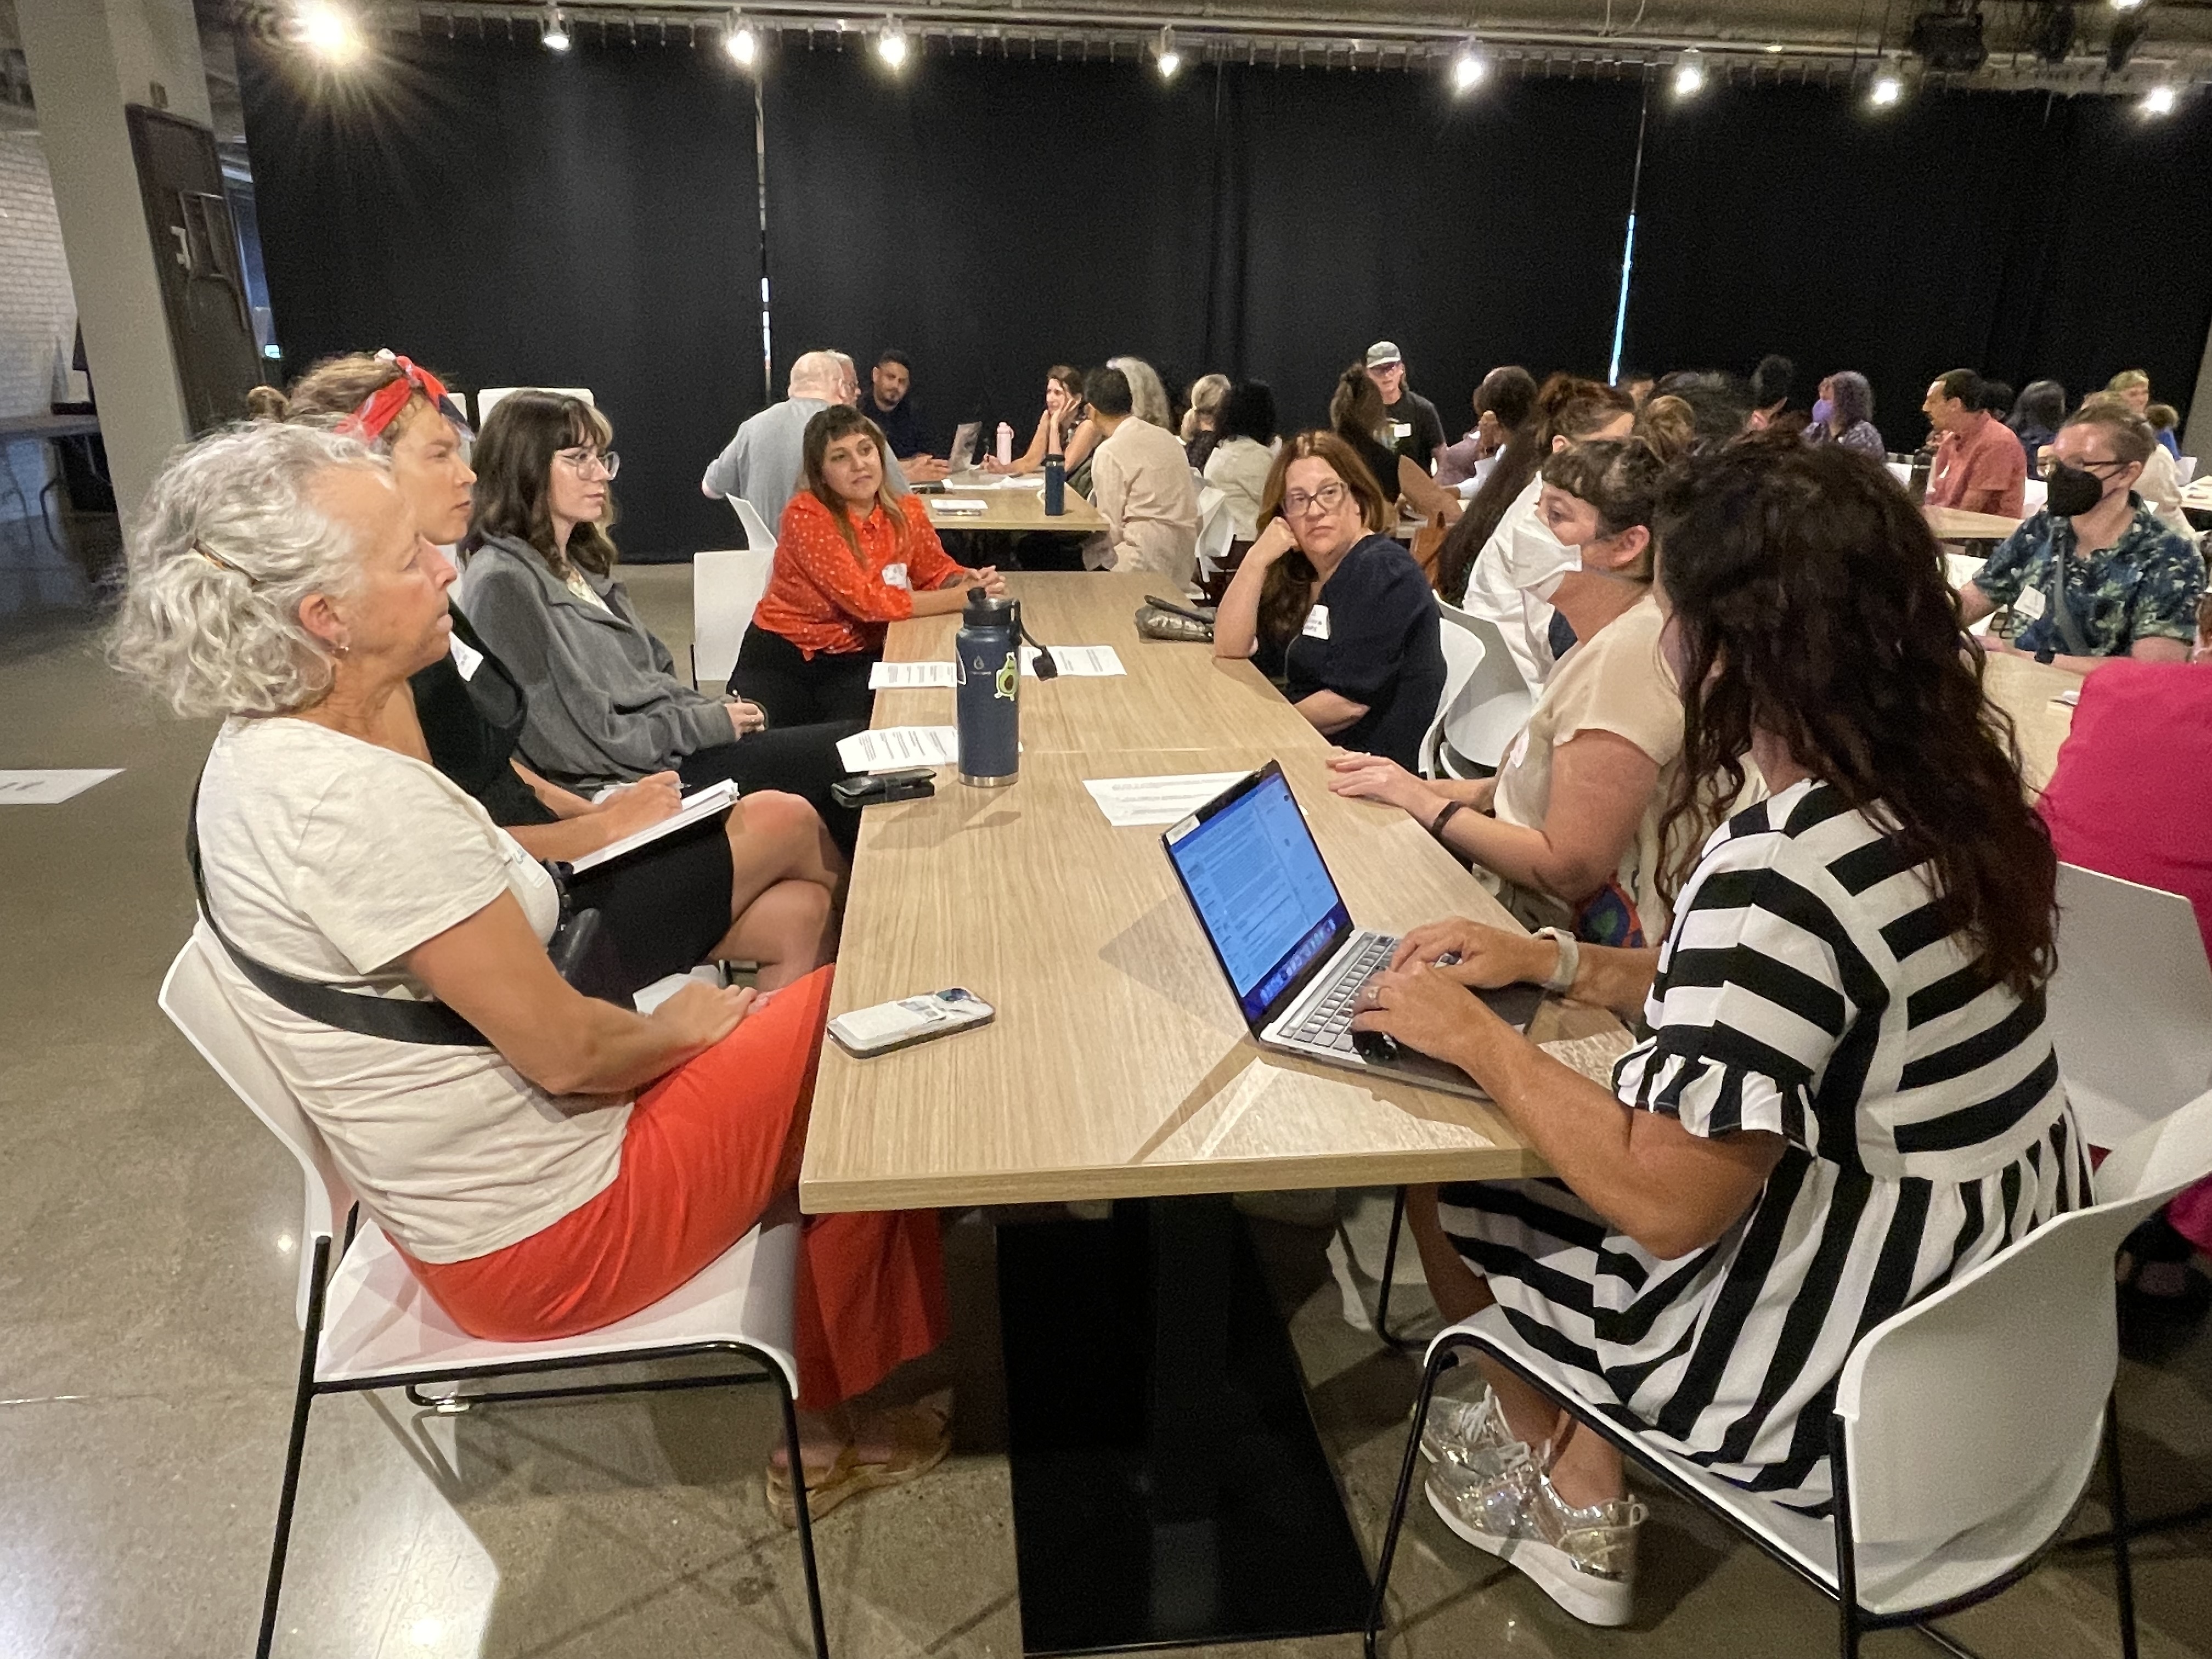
[1981,651,2081,796]
[804,568,1578,1655]
[804,572,1567,1213]
[1927,505,2023,542]
[919,480,1107,534]
[868,572,1319,758]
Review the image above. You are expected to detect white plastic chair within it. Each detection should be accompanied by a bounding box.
[691,546,777,688]
[474,385,595,425]
[2177,456,2197,487]
[730,494,780,556]
[1366,1088,2212,1659]
[158,927,828,1659]
[2023,478,2047,514]
[1418,611,1485,779]
[2046,863,2212,1150]
[1434,601,1534,774]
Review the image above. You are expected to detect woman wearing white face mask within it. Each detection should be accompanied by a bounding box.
[1330,435,1688,946]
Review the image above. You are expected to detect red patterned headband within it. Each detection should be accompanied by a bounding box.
[340,352,466,443]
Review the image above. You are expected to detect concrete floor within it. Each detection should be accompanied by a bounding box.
[4,541,2209,1659]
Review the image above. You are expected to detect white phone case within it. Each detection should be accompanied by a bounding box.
[827,989,995,1058]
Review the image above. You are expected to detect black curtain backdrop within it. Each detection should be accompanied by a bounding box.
[1623,82,2212,449]
[238,32,2212,558]
[763,46,1640,449]
[236,30,764,560]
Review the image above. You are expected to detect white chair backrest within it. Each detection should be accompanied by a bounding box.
[730,495,778,556]
[691,548,777,686]
[1836,1088,2212,1549]
[1436,600,1535,770]
[2177,455,2197,487]
[1885,459,1911,487]
[2046,863,2212,1148]
[1420,610,1485,778]
[476,386,595,425]
[2022,478,2047,513]
[158,926,354,1331]
[1193,486,1234,576]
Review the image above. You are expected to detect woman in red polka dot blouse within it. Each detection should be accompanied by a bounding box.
[734,407,1006,725]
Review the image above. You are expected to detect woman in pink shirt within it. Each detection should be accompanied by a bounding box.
[2038,654,2212,1317]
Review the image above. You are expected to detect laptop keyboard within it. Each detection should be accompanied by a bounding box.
[1282,934,1397,1053]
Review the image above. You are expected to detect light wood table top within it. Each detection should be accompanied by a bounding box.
[1980,651,2081,796]
[920,481,1107,534]
[800,745,1594,1212]
[1927,506,2023,542]
[870,571,1322,755]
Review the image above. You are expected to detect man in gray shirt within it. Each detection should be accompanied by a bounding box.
[700,348,907,539]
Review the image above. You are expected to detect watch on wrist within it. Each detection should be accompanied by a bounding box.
[1533,926,1579,995]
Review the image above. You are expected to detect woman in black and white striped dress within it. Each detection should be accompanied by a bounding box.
[1352,438,2089,1628]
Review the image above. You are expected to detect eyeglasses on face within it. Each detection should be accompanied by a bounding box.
[2040,453,2124,477]
[555,447,620,480]
[1282,481,1350,517]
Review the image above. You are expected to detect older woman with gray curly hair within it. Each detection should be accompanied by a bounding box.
[114,421,951,1524]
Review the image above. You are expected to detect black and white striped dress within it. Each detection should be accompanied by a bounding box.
[1441,777,2090,1514]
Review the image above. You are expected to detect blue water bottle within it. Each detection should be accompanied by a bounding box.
[955,590,1020,787]
[1042,452,1065,516]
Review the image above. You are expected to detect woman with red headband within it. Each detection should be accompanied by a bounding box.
[267,352,845,997]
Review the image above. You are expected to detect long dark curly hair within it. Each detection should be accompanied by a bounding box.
[1653,439,2056,999]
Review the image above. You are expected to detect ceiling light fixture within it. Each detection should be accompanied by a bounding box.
[541,5,570,51]
[877,19,907,69]
[296,1,363,63]
[1155,26,1181,78]
[2142,82,2176,114]
[1451,41,1487,93]
[1672,49,1706,96]
[1871,72,1904,105]
[2110,0,2146,11]
[724,13,757,66]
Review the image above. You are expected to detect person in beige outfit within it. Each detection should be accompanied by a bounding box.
[1082,365,1200,584]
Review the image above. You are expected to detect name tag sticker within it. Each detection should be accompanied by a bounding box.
[1301,605,1332,641]
[2012,585,2048,622]
[883,563,910,590]
[449,634,484,680]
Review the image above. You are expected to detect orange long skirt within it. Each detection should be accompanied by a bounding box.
[402,966,945,1412]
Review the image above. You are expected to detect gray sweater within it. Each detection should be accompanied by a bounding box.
[461,534,732,790]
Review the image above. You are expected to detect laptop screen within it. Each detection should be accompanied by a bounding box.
[1165,766,1353,1026]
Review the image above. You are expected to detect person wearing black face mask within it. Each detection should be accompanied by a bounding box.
[1957,404,2204,672]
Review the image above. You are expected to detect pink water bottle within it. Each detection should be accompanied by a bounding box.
[995,422,1014,466]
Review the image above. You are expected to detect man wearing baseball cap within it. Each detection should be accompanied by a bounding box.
[1365,341,1447,474]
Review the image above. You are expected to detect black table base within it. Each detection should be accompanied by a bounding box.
[996,1197,1373,1655]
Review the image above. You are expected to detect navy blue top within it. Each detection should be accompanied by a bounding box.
[858,392,923,461]
[1256,534,1446,771]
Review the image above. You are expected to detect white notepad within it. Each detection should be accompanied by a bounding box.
[0,769,122,805]
[837,726,963,772]
[868,659,960,690]
[1082,771,1250,828]
[566,780,739,873]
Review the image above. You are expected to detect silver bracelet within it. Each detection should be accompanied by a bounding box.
[1534,927,1579,995]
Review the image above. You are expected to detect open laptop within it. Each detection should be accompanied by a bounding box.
[1163,761,1542,1099]
[944,419,983,478]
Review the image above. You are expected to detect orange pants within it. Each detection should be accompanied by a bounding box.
[403,966,945,1412]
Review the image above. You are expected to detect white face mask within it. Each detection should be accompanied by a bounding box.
[1527,558,1578,603]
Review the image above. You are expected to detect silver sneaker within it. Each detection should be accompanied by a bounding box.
[1425,1459,1645,1628]
[1417,1389,1531,1483]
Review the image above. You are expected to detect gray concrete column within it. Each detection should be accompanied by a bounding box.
[15,0,213,524]
[2183,313,2212,474]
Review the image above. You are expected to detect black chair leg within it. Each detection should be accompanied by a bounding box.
[777,1375,832,1659]
[1827,1414,1862,1659]
[1371,1187,1420,1351]
[258,1239,331,1659]
[2105,1390,2140,1659]
[1364,1339,1459,1659]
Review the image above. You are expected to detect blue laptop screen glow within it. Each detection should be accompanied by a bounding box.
[1169,770,1352,1025]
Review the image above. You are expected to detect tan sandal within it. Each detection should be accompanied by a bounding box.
[766,1401,952,1527]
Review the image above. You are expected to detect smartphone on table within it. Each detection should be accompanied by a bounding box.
[827,988,996,1058]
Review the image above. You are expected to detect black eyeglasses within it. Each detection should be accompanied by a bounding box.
[2039,454,2126,477]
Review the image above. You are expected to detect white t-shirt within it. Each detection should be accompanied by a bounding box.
[1461,476,1577,689]
[196,718,630,1263]
[1489,593,1684,940]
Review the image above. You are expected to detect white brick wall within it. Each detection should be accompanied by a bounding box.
[0,131,81,521]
